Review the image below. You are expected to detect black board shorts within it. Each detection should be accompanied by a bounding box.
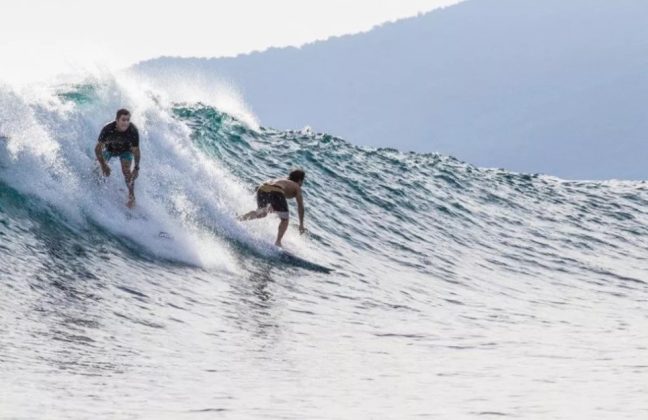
[256,191,289,219]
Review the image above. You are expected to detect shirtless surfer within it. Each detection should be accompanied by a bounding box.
[94,109,141,208]
[238,169,306,247]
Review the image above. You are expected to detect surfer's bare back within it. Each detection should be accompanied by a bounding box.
[94,109,141,208]
[238,169,307,247]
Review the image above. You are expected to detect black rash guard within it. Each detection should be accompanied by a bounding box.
[97,121,139,154]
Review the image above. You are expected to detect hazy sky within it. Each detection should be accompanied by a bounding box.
[0,0,461,82]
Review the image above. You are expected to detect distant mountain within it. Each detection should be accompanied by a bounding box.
[135,0,648,180]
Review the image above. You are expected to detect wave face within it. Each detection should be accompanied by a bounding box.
[1,78,647,419]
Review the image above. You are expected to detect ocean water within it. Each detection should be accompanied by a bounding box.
[0,78,647,419]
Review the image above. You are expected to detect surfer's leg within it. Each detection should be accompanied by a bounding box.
[275,218,289,247]
[240,193,272,221]
[120,158,135,208]
[238,207,268,221]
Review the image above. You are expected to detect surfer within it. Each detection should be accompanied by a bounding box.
[95,109,141,208]
[238,169,307,247]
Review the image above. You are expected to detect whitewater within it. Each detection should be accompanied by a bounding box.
[0,74,647,419]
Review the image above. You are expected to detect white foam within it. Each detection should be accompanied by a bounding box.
[0,73,272,272]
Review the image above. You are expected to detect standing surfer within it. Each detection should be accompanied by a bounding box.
[238,169,307,247]
[95,109,141,208]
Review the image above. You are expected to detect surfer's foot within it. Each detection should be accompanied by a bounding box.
[127,196,136,209]
[275,240,282,248]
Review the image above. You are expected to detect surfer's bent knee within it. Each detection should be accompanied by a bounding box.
[255,207,270,218]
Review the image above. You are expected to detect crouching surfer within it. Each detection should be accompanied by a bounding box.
[238,169,306,247]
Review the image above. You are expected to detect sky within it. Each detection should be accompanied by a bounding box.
[0,0,461,83]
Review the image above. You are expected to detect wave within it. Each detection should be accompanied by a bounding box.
[1,76,648,286]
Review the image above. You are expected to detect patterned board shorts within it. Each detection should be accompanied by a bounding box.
[103,150,133,162]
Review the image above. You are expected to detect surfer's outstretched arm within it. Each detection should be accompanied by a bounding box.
[95,142,111,176]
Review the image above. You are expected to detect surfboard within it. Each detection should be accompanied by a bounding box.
[277,249,333,273]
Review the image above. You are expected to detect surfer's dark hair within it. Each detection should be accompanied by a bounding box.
[289,169,306,183]
[115,108,131,120]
